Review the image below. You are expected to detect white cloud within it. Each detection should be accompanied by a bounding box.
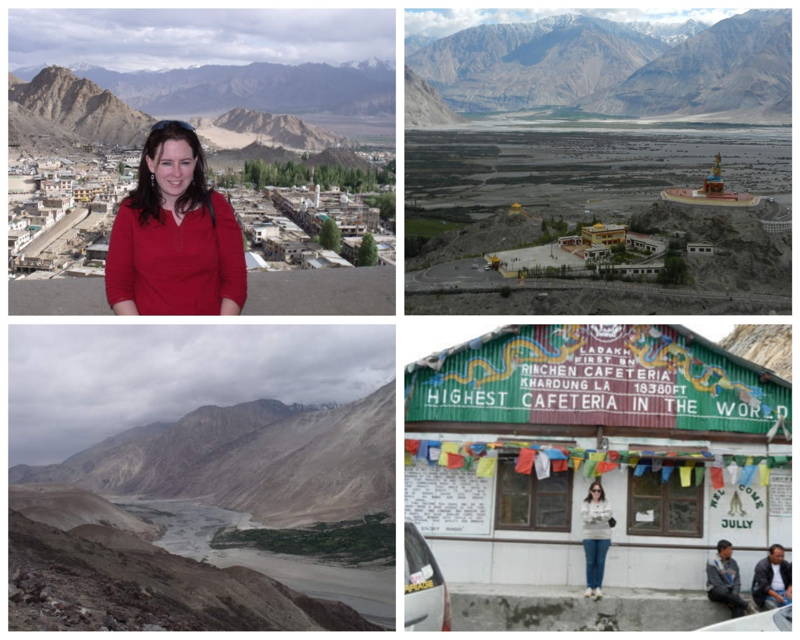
[10,9,395,72]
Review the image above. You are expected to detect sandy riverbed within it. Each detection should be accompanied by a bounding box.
[111,496,395,627]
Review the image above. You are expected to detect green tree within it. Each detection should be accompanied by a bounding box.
[364,193,395,222]
[116,161,125,175]
[357,233,378,266]
[319,218,341,252]
[658,256,690,285]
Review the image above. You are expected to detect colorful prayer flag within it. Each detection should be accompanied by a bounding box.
[679,465,692,487]
[476,457,497,478]
[438,442,460,466]
[515,448,536,475]
[405,439,421,455]
[447,453,465,469]
[694,466,705,487]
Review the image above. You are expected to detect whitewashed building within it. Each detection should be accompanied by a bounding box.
[404,324,791,593]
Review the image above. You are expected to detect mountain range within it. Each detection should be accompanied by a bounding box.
[621,18,710,46]
[406,15,669,112]
[404,17,708,56]
[406,10,790,122]
[13,59,395,117]
[9,67,364,153]
[579,10,791,120]
[10,382,395,527]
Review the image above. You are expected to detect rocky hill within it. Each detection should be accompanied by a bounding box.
[206,381,395,527]
[407,15,668,112]
[212,108,348,151]
[9,484,162,540]
[580,10,791,121]
[629,199,790,296]
[305,148,373,172]
[9,66,155,147]
[10,384,395,527]
[207,142,301,171]
[719,325,791,381]
[9,510,379,631]
[8,100,82,154]
[405,67,465,128]
[407,207,545,270]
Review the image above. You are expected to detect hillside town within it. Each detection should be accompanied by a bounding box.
[8,149,395,280]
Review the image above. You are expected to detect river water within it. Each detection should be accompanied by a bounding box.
[112,497,395,628]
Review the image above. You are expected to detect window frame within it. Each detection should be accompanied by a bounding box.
[626,464,704,538]
[494,455,574,533]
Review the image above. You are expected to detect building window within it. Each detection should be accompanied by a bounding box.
[495,457,572,532]
[627,466,703,537]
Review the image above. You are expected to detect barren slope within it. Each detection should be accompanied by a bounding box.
[9,510,379,631]
[10,484,162,540]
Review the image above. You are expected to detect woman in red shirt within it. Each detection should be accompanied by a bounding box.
[105,121,247,315]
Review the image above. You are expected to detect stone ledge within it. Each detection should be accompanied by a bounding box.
[449,584,736,631]
[9,266,396,316]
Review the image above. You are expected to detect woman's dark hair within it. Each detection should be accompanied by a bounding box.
[584,481,606,502]
[127,121,213,226]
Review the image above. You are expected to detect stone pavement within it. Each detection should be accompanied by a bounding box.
[449,583,738,631]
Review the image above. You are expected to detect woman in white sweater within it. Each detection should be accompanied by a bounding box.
[581,481,613,600]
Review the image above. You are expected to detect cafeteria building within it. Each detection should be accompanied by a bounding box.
[404,324,791,627]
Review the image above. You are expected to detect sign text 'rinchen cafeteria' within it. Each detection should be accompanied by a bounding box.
[406,325,791,434]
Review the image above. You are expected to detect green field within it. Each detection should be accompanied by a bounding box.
[406,217,467,238]
[210,513,395,566]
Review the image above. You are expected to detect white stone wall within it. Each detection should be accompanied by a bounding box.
[407,433,791,591]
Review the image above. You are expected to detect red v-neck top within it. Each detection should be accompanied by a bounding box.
[105,190,247,315]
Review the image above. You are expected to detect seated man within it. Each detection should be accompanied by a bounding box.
[706,539,748,618]
[752,544,792,610]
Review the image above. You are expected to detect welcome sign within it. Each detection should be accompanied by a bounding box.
[405,325,791,434]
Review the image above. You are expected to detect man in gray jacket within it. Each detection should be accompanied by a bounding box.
[706,539,748,618]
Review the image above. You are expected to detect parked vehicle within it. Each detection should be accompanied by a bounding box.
[695,604,791,632]
[404,522,452,631]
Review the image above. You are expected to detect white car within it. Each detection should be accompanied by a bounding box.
[695,604,791,631]
[404,523,452,631]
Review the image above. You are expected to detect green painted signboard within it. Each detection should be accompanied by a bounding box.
[405,325,791,434]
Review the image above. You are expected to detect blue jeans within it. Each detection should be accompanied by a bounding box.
[583,539,611,589]
[764,591,792,609]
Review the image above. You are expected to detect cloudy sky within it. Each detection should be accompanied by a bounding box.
[405,7,749,40]
[9,9,395,73]
[9,324,395,466]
